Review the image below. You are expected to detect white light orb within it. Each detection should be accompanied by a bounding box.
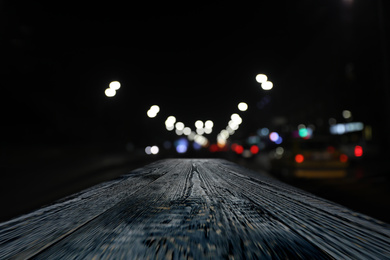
[205,120,214,129]
[196,128,204,135]
[269,132,279,142]
[342,110,352,119]
[255,74,268,83]
[150,145,159,154]
[220,129,230,139]
[145,146,152,155]
[183,127,191,135]
[204,127,212,134]
[228,120,239,130]
[175,122,185,131]
[175,129,183,136]
[150,105,160,113]
[147,110,157,118]
[238,102,248,111]
[231,113,242,125]
[195,120,204,129]
[261,81,273,90]
[109,81,121,90]
[105,88,116,97]
[165,116,176,127]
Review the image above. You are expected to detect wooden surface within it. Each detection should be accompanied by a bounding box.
[1,159,390,259]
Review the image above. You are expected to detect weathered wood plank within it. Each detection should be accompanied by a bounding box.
[1,159,389,259]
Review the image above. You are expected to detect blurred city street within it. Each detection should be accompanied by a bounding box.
[1,1,390,257]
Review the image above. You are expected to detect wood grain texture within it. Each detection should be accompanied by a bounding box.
[1,159,389,259]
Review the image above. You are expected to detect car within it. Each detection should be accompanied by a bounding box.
[270,137,349,179]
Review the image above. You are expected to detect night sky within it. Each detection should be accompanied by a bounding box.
[2,1,389,148]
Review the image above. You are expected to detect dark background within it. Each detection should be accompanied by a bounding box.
[2,0,389,146]
[1,0,390,221]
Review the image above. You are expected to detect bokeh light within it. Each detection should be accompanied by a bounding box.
[342,110,352,119]
[269,132,279,142]
[175,129,183,135]
[261,81,273,90]
[165,116,176,128]
[205,120,214,129]
[166,125,174,131]
[235,145,244,154]
[147,110,157,118]
[231,113,242,125]
[295,154,304,163]
[150,105,160,113]
[275,136,283,144]
[250,145,259,154]
[109,81,121,90]
[176,144,187,153]
[105,88,116,97]
[258,128,269,136]
[150,146,159,154]
[147,105,160,118]
[204,128,212,134]
[255,74,268,83]
[175,122,185,131]
[299,128,308,138]
[354,145,363,157]
[196,128,204,135]
[194,135,208,146]
[238,102,248,111]
[195,120,204,129]
[183,127,191,135]
[175,138,188,153]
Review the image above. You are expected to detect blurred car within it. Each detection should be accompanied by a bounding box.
[270,137,349,179]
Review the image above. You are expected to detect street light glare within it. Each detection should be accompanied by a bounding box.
[109,81,121,90]
[256,74,268,83]
[183,127,191,135]
[342,110,352,119]
[150,105,160,113]
[166,116,176,126]
[175,122,185,131]
[150,146,159,155]
[231,113,242,125]
[147,105,160,118]
[238,102,248,111]
[261,81,273,90]
[105,88,116,97]
[205,120,214,129]
[195,120,204,129]
[147,110,157,118]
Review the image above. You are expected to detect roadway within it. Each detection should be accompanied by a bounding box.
[1,159,390,259]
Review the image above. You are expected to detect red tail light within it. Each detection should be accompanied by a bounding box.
[295,154,304,163]
[250,145,259,154]
[340,154,348,163]
[235,145,244,154]
[354,145,363,157]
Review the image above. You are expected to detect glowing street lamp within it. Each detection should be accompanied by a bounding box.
[261,81,273,90]
[255,74,268,83]
[195,120,204,129]
[147,105,160,118]
[205,120,214,129]
[109,81,121,90]
[238,102,248,111]
[105,88,116,97]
